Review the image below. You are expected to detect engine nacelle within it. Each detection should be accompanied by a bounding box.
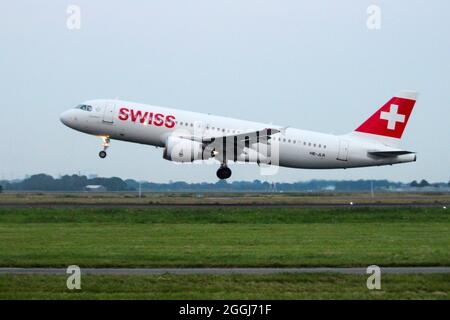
[163,136,209,162]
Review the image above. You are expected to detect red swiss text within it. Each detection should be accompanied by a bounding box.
[118,108,176,128]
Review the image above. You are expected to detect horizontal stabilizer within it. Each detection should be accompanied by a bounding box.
[368,150,415,157]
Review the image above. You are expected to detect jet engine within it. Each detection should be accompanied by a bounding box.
[163,136,210,162]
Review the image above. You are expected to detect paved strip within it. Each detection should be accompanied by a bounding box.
[0,203,448,209]
[1,267,450,275]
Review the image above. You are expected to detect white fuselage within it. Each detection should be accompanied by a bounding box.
[60,99,416,170]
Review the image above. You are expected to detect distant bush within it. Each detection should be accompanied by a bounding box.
[419,179,430,188]
[5,174,131,192]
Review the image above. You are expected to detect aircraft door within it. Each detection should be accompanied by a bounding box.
[337,140,349,161]
[103,101,115,123]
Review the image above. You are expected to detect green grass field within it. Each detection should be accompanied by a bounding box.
[1,191,449,205]
[0,207,449,299]
[1,273,449,299]
[0,207,449,267]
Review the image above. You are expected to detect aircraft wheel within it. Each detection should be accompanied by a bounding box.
[216,166,232,180]
[99,151,107,159]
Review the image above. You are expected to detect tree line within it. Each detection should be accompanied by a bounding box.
[0,174,128,192]
[0,174,448,192]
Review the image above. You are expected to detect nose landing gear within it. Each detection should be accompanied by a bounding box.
[216,164,232,180]
[99,137,110,159]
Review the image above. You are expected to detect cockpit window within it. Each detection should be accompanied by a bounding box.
[76,104,93,112]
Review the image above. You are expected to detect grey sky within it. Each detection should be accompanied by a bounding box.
[0,1,449,183]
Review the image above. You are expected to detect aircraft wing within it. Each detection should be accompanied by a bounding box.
[181,128,280,145]
[178,127,280,162]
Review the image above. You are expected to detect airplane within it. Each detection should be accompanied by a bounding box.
[60,90,418,180]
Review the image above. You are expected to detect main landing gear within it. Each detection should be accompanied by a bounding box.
[99,137,110,159]
[216,164,232,180]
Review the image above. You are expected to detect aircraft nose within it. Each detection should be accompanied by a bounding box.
[60,110,70,126]
[60,110,76,127]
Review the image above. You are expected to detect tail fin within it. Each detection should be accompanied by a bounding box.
[353,90,418,145]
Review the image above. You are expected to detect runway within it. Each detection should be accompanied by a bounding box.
[1,267,450,275]
[0,203,447,209]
